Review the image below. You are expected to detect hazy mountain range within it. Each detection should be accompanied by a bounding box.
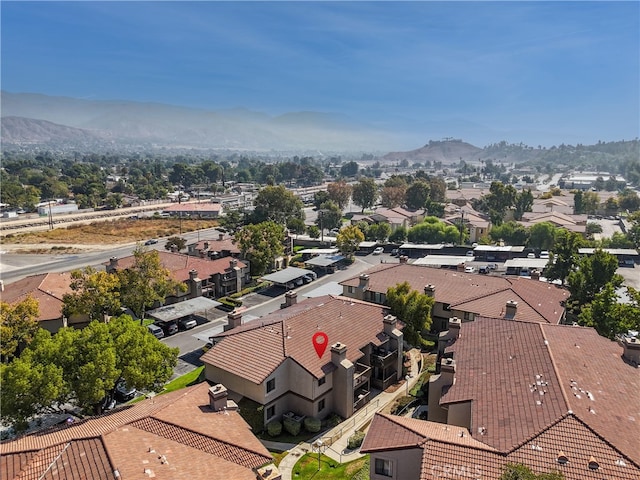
[1,91,402,153]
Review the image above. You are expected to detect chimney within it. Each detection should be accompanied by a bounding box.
[109,257,119,270]
[219,233,224,241]
[230,258,238,269]
[440,357,456,384]
[208,384,237,411]
[437,317,461,360]
[0,280,4,292]
[171,245,178,253]
[225,311,242,330]
[204,241,209,249]
[622,336,640,366]
[358,274,369,288]
[424,284,436,297]
[504,300,518,320]
[530,269,541,280]
[331,342,348,366]
[399,255,408,264]
[285,290,297,307]
[189,269,198,281]
[383,314,398,335]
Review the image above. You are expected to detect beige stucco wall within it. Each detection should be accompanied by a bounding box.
[204,364,266,403]
[369,448,423,480]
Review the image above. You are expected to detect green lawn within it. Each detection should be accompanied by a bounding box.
[292,453,369,480]
[161,366,205,394]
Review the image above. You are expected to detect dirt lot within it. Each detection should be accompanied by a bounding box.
[1,218,219,254]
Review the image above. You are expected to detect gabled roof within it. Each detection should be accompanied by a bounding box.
[163,203,223,213]
[442,317,640,466]
[193,237,240,254]
[109,251,246,283]
[0,383,272,480]
[201,295,392,383]
[340,264,568,324]
[1,273,74,322]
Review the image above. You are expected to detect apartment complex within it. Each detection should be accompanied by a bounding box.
[200,294,403,426]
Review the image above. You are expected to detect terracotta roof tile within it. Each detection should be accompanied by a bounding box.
[1,273,74,322]
[201,295,391,383]
[110,251,246,283]
[340,264,568,323]
[1,383,272,480]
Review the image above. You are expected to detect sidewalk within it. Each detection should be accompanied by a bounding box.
[264,348,423,480]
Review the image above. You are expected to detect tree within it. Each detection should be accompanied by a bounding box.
[489,221,529,245]
[386,282,434,346]
[483,181,517,225]
[336,225,365,258]
[235,221,285,276]
[250,185,304,226]
[500,463,564,480]
[513,189,534,220]
[307,225,320,239]
[618,189,640,212]
[327,181,352,210]
[381,186,407,208]
[578,284,640,339]
[581,191,600,215]
[407,217,462,244]
[527,222,557,250]
[315,201,343,232]
[217,209,246,234]
[573,190,584,214]
[366,222,392,242]
[340,161,359,177]
[117,246,186,320]
[351,178,378,212]
[428,177,447,203]
[546,230,583,285]
[62,267,122,323]
[1,296,40,363]
[405,181,430,210]
[389,226,407,243]
[1,316,179,429]
[567,249,623,312]
[585,222,603,235]
[313,190,330,209]
[164,236,187,252]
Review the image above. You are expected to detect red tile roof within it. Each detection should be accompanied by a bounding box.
[340,264,568,323]
[201,295,393,383]
[110,251,246,283]
[1,383,272,480]
[1,273,74,322]
[163,203,223,213]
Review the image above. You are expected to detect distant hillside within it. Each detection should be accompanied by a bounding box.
[1,116,107,146]
[383,139,483,164]
[0,91,396,153]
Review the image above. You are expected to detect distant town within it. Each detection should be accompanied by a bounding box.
[1,138,639,480]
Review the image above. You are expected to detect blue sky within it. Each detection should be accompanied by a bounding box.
[2,1,638,148]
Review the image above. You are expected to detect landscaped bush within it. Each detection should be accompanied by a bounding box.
[267,420,282,437]
[304,416,322,433]
[347,431,366,450]
[283,417,301,436]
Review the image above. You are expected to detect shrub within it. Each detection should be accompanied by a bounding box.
[283,417,301,436]
[304,416,322,433]
[347,431,366,450]
[267,420,282,437]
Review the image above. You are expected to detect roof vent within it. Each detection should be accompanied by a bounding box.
[588,456,599,470]
[615,458,627,467]
[557,451,568,465]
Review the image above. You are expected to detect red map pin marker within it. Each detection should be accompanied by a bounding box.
[312,332,328,358]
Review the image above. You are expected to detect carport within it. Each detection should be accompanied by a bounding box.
[147,297,222,323]
[504,258,550,275]
[412,255,473,268]
[261,266,314,287]
[305,254,345,273]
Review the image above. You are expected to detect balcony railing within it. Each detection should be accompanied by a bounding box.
[372,348,398,367]
[353,363,371,389]
[372,371,398,390]
[353,390,370,410]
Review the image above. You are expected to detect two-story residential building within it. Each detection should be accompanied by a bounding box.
[340,263,568,331]
[106,251,249,301]
[0,382,277,480]
[361,317,640,480]
[1,272,86,333]
[200,294,403,426]
[187,233,241,260]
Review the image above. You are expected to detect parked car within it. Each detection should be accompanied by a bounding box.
[202,341,213,352]
[540,251,550,259]
[115,379,137,402]
[160,322,178,336]
[527,252,536,259]
[373,247,384,255]
[294,277,304,287]
[147,324,164,339]
[144,238,158,245]
[479,266,489,274]
[391,249,399,256]
[305,271,317,280]
[486,263,498,270]
[464,266,476,273]
[178,317,197,330]
[466,250,474,257]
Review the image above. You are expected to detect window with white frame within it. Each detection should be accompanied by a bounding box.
[375,458,393,477]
